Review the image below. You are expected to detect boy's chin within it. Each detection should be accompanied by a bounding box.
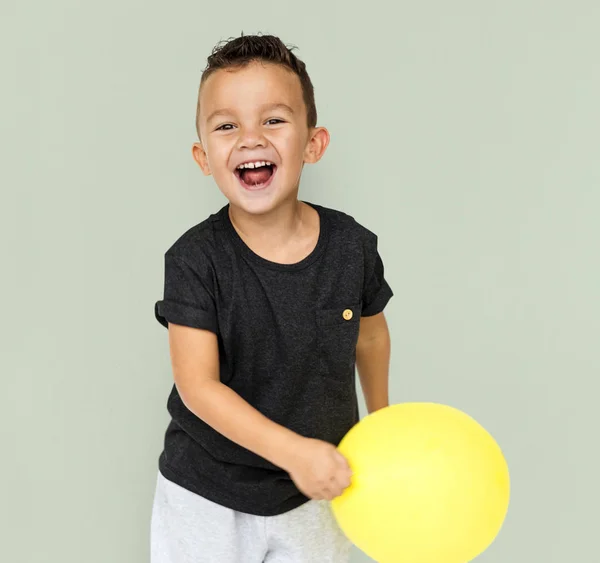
[228,189,300,216]
[230,197,280,216]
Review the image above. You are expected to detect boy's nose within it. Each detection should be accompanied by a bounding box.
[237,129,267,150]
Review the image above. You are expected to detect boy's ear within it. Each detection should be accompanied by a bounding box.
[303,126,330,165]
[192,142,212,176]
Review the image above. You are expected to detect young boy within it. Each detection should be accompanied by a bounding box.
[152,34,393,563]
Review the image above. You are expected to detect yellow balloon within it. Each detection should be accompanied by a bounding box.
[331,403,510,563]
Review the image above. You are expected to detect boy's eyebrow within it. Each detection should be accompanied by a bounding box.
[206,103,295,123]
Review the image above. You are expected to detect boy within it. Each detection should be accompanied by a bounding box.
[152,34,393,563]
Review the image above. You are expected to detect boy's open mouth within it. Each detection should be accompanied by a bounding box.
[234,162,277,191]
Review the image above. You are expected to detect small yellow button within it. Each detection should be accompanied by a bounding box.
[343,309,353,321]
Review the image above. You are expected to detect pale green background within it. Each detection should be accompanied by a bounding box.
[2,1,599,562]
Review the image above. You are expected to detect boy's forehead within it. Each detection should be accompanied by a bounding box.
[199,62,304,121]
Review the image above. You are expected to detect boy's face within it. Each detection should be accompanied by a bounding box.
[193,61,329,215]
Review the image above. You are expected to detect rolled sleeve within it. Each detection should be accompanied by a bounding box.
[154,253,218,333]
[361,233,394,317]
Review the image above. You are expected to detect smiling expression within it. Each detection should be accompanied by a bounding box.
[192,61,329,215]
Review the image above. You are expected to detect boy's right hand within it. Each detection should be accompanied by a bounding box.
[285,437,353,501]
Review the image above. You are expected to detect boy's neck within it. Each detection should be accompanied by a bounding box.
[228,199,320,264]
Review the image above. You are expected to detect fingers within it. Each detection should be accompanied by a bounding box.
[335,450,350,467]
[335,455,353,487]
[294,444,353,501]
[322,484,346,501]
[308,481,351,501]
[335,452,353,482]
[322,473,352,501]
[307,479,349,501]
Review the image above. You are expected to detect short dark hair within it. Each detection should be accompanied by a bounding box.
[196,33,317,139]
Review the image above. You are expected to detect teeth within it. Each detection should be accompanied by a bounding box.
[237,161,273,170]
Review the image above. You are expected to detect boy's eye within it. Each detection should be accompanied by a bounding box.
[215,119,284,131]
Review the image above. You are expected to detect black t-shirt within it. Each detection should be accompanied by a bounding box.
[154,202,393,516]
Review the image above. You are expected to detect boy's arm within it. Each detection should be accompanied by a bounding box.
[356,312,391,414]
[167,322,302,470]
[166,322,353,500]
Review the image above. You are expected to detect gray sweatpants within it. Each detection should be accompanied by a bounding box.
[150,471,352,563]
